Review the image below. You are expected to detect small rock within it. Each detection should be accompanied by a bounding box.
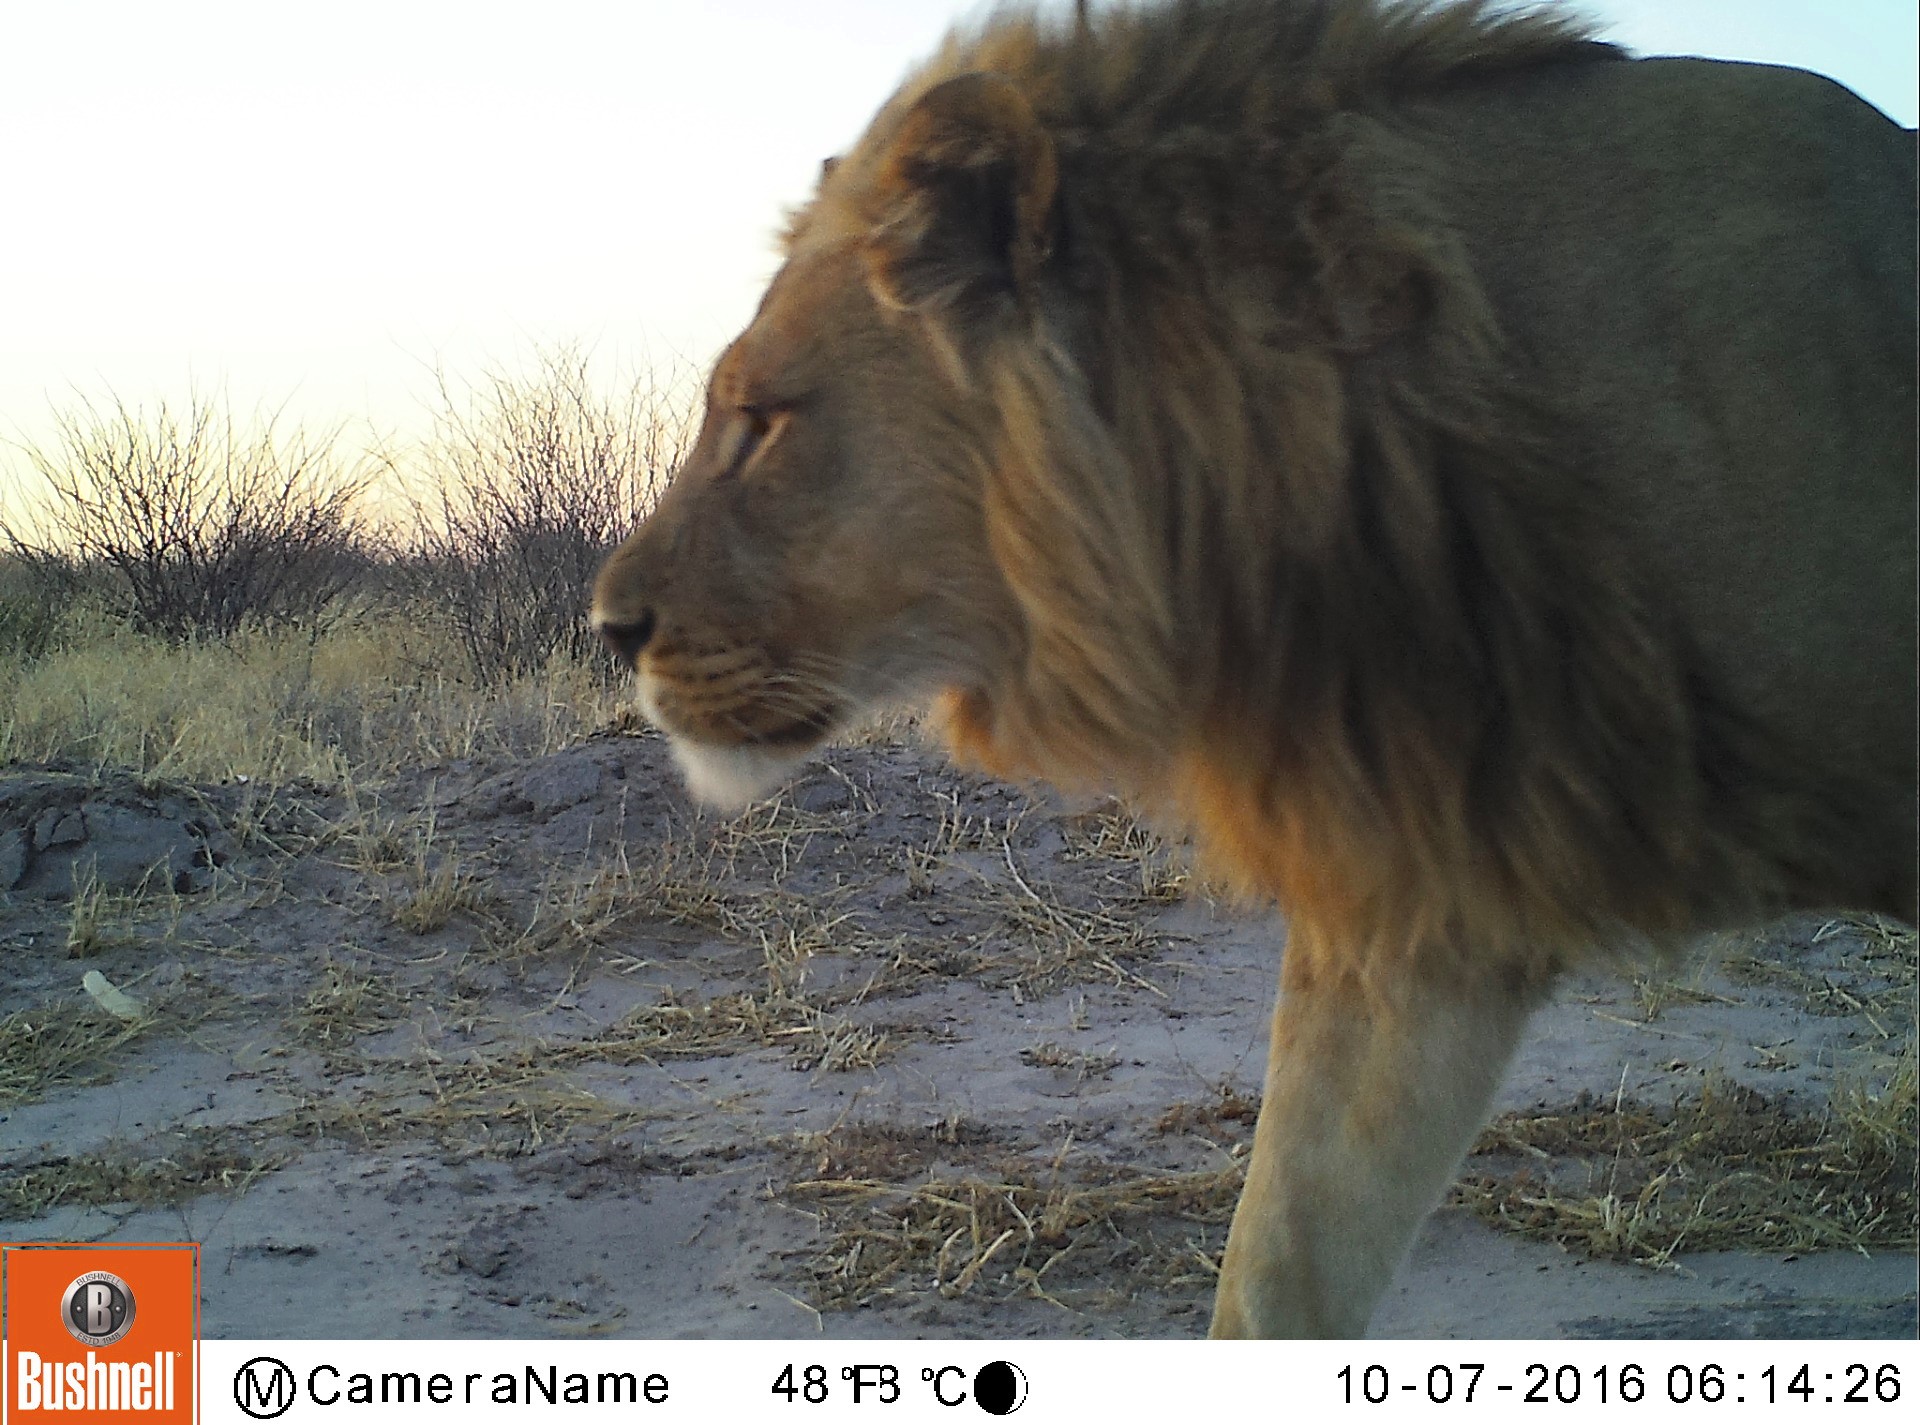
[795,780,850,814]
[454,1238,513,1279]
[82,970,147,1021]
[523,758,605,818]
[56,804,184,893]
[33,808,85,850]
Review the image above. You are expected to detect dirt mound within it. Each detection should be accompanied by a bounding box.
[0,769,239,899]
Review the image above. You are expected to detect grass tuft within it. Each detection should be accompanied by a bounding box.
[786,1120,1241,1311]
[0,998,156,1107]
[1457,1061,1918,1264]
[1,1129,286,1219]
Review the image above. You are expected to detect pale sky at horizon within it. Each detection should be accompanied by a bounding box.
[2,0,1914,495]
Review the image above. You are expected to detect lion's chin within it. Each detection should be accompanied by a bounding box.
[667,737,812,812]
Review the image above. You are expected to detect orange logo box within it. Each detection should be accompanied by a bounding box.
[2,1243,198,1423]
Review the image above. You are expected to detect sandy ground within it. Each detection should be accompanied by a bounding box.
[2,734,1913,1340]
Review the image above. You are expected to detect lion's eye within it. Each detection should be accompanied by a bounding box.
[716,405,782,480]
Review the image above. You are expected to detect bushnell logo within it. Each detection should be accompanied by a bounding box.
[63,1269,138,1347]
[3,1243,197,1421]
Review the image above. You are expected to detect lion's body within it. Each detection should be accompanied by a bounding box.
[595,0,1916,1337]
[1424,55,1916,899]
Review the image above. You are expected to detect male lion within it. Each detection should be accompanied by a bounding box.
[594,0,1916,1337]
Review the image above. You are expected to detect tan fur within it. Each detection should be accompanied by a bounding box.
[595,0,1916,1336]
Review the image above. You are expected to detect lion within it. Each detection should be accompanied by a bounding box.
[593,0,1917,1337]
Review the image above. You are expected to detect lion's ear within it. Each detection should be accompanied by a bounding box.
[864,72,1058,325]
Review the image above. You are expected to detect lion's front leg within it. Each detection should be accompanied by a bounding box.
[1209,936,1545,1338]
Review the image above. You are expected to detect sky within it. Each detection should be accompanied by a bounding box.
[1,0,1913,486]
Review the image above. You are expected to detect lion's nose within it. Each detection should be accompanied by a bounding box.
[596,607,657,666]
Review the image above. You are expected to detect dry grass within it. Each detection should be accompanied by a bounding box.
[275,1054,654,1160]
[389,857,490,934]
[480,851,659,964]
[1059,798,1194,905]
[785,1120,1241,1311]
[475,831,890,1020]
[287,958,407,1048]
[1153,1083,1262,1137]
[956,844,1169,997]
[481,825,856,969]
[1627,970,1743,1022]
[1020,1040,1121,1080]
[63,864,163,958]
[0,1128,287,1219]
[885,792,1185,998]
[250,912,905,1179]
[334,781,413,872]
[1462,915,1915,1265]
[515,885,906,1072]
[218,776,341,860]
[0,965,228,1111]
[635,837,851,952]
[1725,914,1917,1040]
[0,612,624,788]
[382,804,494,934]
[1449,912,1918,1267]
[0,997,157,1107]
[1457,1058,1918,1265]
[834,707,922,749]
[925,787,1030,857]
[710,791,867,880]
[592,990,895,1073]
[0,1043,655,1221]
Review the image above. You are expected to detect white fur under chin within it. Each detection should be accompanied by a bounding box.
[668,738,806,812]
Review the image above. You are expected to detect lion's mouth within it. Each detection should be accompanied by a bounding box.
[739,710,837,749]
[636,671,839,808]
[643,684,837,752]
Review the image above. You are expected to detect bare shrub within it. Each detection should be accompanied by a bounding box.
[403,346,689,686]
[0,549,83,661]
[4,394,371,643]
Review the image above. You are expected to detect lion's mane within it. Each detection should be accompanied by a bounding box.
[798,0,1884,980]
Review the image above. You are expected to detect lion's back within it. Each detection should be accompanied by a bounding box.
[1408,57,1916,912]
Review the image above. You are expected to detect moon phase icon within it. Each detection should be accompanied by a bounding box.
[972,1361,1030,1415]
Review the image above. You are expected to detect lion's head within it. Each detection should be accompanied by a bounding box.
[591,219,1021,809]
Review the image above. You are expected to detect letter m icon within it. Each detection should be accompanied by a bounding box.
[235,1358,297,1420]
